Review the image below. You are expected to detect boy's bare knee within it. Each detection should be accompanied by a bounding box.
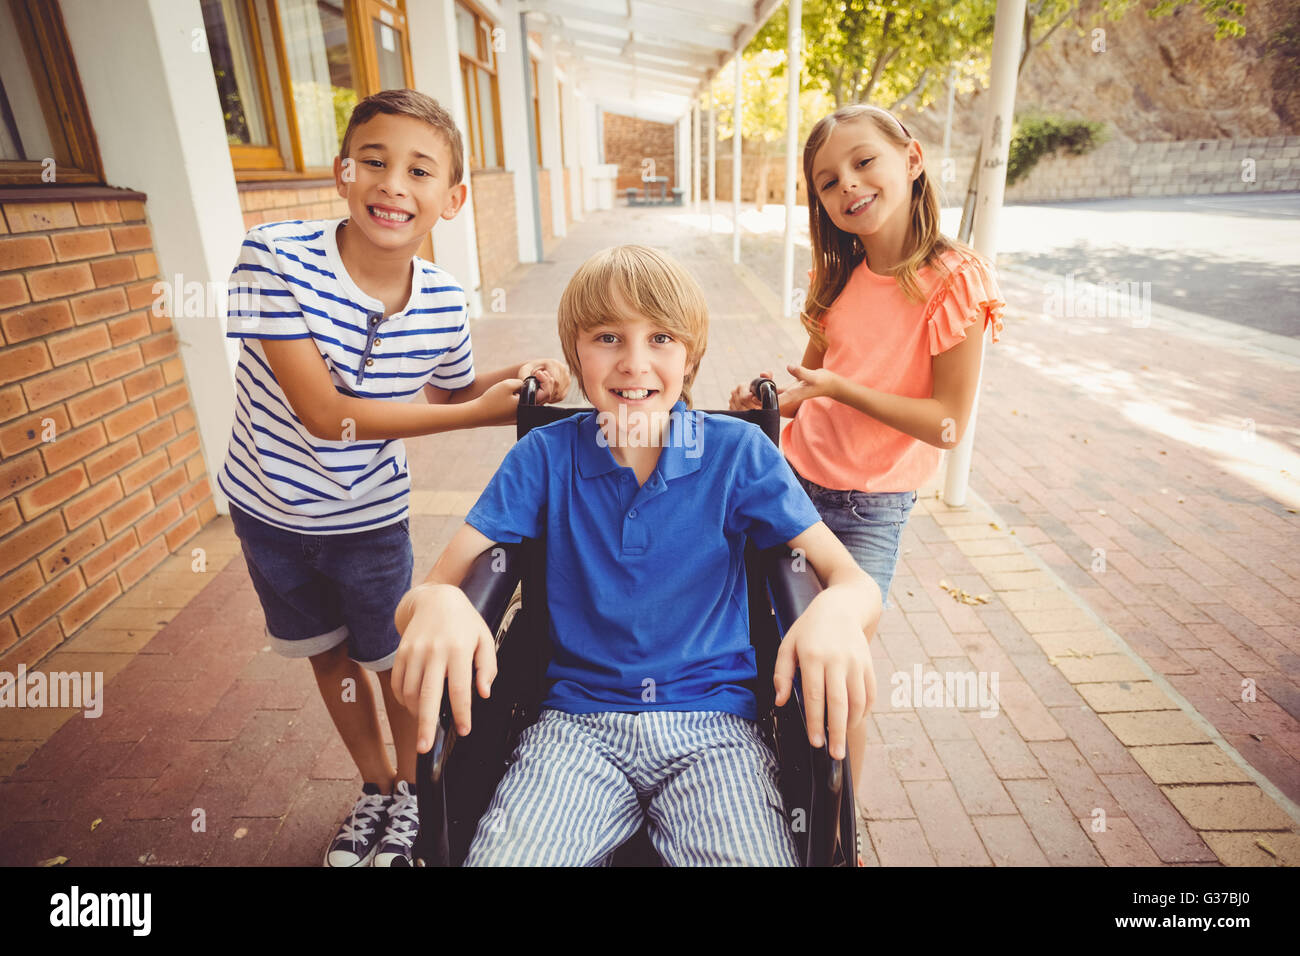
[309,642,352,672]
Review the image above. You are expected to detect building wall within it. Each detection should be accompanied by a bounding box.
[0,196,215,670]
[940,135,1300,204]
[603,112,676,192]
[708,149,809,206]
[470,170,519,294]
[238,183,348,231]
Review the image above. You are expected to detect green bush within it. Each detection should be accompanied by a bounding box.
[1007,114,1108,186]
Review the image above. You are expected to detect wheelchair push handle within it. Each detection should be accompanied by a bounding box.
[521,375,541,407]
[749,376,779,411]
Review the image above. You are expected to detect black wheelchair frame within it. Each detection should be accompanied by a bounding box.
[412,378,857,866]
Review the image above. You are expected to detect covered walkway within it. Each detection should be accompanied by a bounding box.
[2,207,1297,867]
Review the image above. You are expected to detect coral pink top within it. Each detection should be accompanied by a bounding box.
[782,249,1005,492]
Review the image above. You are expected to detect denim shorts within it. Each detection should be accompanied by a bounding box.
[790,467,917,608]
[228,502,413,670]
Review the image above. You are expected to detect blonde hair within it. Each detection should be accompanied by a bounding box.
[557,245,709,408]
[802,104,982,350]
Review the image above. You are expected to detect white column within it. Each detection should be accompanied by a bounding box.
[538,31,565,239]
[942,0,1026,506]
[781,0,802,318]
[692,101,701,211]
[707,92,716,232]
[497,0,538,263]
[577,89,600,212]
[407,0,483,315]
[731,54,742,264]
[61,0,244,512]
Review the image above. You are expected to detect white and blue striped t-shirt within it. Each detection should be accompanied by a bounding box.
[217,218,475,534]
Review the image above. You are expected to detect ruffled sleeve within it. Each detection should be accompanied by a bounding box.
[924,254,1006,356]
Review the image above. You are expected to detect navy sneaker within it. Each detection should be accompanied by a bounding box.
[325,783,391,867]
[373,779,419,867]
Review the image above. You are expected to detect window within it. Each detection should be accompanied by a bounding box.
[456,1,502,170]
[200,0,414,179]
[0,0,103,185]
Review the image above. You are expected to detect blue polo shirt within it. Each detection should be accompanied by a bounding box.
[465,401,821,719]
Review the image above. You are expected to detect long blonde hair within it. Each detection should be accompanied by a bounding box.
[802,104,980,349]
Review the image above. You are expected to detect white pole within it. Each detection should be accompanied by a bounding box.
[732,53,742,264]
[942,0,1025,507]
[708,89,716,234]
[692,101,701,212]
[781,0,802,318]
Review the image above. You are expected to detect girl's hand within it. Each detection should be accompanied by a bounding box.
[780,364,843,416]
[727,370,776,410]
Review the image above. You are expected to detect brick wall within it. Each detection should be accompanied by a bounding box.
[470,169,518,294]
[537,168,554,253]
[239,182,347,231]
[0,196,215,671]
[707,147,809,206]
[603,112,675,192]
[939,135,1300,204]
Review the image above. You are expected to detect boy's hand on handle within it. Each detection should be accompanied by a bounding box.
[475,377,524,425]
[773,588,875,761]
[392,583,498,753]
[517,359,570,404]
[727,370,775,410]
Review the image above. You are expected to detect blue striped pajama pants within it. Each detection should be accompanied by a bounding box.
[463,708,800,866]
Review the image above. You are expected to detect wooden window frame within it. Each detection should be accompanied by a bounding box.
[456,0,503,172]
[217,0,285,172]
[0,0,104,186]
[228,0,416,183]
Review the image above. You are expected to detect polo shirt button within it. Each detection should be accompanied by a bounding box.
[366,358,374,367]
[629,509,637,518]
[374,339,381,347]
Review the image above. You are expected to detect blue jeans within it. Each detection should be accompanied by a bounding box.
[227,501,413,670]
[790,467,917,608]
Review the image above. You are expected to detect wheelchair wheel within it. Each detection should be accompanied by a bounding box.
[495,584,523,647]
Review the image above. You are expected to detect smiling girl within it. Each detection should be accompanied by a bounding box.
[730,105,1005,804]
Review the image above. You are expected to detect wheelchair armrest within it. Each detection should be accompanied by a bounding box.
[760,545,851,864]
[414,542,522,866]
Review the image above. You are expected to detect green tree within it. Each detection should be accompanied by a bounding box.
[754,0,998,112]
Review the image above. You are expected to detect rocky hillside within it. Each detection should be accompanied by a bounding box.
[901,0,1299,152]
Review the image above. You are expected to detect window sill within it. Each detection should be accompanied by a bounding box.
[0,184,146,203]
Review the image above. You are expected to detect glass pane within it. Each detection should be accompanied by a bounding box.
[477,68,498,168]
[201,0,270,146]
[277,0,356,167]
[371,19,406,91]
[461,61,480,168]
[0,2,56,162]
[455,5,477,59]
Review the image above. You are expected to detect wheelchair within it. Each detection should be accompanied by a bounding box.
[412,377,858,866]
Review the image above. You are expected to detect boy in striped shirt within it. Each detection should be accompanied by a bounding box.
[218,90,569,867]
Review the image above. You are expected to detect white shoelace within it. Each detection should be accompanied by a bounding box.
[337,791,388,844]
[382,781,419,850]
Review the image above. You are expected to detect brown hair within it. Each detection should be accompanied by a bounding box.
[802,104,981,350]
[339,89,466,187]
[557,245,709,409]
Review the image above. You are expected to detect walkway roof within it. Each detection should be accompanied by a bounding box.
[521,0,783,121]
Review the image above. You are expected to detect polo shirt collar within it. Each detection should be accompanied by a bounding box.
[576,399,703,481]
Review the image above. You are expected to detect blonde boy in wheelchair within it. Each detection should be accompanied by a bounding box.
[392,245,881,865]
